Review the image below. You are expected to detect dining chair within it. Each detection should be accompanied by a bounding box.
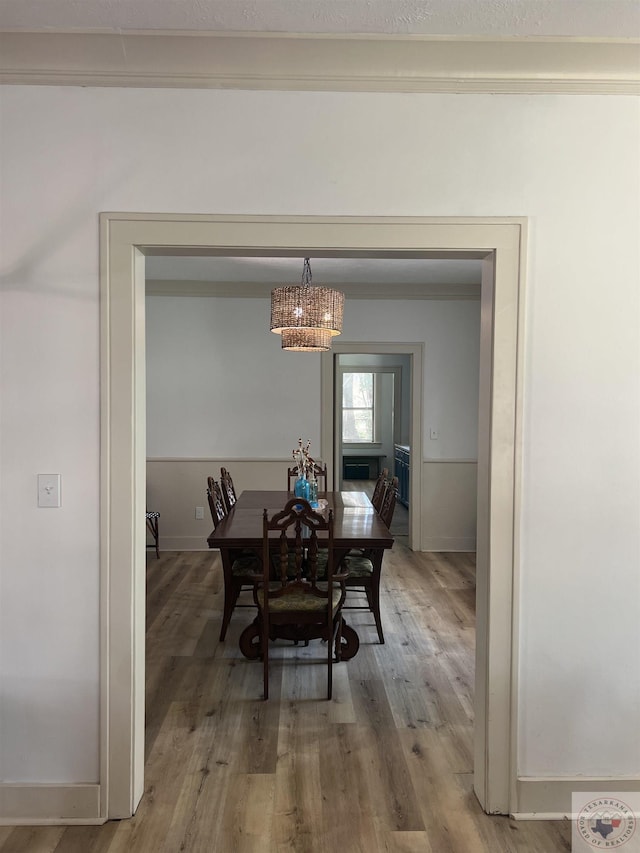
[342,476,398,644]
[145,510,160,559]
[253,498,347,700]
[206,477,226,529]
[315,466,390,576]
[286,460,327,492]
[371,468,389,513]
[220,466,237,514]
[312,460,327,488]
[207,476,261,641]
[379,476,399,528]
[335,467,388,561]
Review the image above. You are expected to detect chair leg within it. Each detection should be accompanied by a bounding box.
[262,617,269,700]
[366,582,385,644]
[327,617,335,700]
[334,616,343,663]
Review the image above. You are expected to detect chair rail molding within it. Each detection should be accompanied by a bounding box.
[1,31,638,94]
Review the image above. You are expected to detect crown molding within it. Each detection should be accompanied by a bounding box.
[1,31,638,94]
[145,278,481,300]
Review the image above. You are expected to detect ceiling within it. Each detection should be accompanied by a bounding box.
[0,0,637,38]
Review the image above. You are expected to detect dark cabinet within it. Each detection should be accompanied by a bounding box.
[394,444,410,507]
[342,454,385,480]
[343,460,371,480]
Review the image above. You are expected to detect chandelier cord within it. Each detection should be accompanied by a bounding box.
[301,257,312,287]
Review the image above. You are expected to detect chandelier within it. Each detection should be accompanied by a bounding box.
[270,258,344,352]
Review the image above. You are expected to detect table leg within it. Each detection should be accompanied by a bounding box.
[338,620,360,661]
[219,548,237,642]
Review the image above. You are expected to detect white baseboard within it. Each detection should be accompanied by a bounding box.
[513,777,640,820]
[421,537,476,552]
[0,783,104,824]
[157,536,213,552]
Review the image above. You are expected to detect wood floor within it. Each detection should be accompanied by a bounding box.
[1,541,571,853]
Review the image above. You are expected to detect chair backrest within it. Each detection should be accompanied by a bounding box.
[371,468,389,512]
[312,460,327,488]
[220,467,237,514]
[263,498,334,591]
[207,477,227,529]
[379,476,398,530]
[287,461,328,491]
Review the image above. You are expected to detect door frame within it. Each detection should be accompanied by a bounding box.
[323,346,421,550]
[99,213,526,818]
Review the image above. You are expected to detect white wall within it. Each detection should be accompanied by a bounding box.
[146,295,321,458]
[146,297,477,458]
[1,87,638,790]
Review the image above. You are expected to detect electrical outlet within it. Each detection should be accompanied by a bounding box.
[38,474,61,507]
[195,506,204,520]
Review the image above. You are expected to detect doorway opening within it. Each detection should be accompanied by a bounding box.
[335,359,403,485]
[100,214,526,819]
[325,345,421,550]
[335,356,407,537]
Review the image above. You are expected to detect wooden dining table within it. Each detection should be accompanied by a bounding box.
[207,489,395,659]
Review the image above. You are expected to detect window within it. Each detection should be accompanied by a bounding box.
[342,372,375,443]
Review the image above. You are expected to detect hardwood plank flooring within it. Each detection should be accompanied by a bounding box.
[1,542,571,853]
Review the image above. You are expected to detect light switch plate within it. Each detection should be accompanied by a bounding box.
[38,474,61,507]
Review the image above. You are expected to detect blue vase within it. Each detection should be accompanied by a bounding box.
[294,476,310,501]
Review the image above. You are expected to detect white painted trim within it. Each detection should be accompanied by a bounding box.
[101,213,526,818]
[423,457,478,463]
[133,248,147,814]
[421,537,477,552]
[473,230,527,815]
[513,777,640,820]
[0,784,103,824]
[101,222,145,819]
[510,234,529,823]
[1,32,637,93]
[98,214,110,823]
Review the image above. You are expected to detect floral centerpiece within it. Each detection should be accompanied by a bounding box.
[292,438,314,479]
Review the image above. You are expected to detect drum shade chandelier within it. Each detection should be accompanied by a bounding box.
[270,258,344,352]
